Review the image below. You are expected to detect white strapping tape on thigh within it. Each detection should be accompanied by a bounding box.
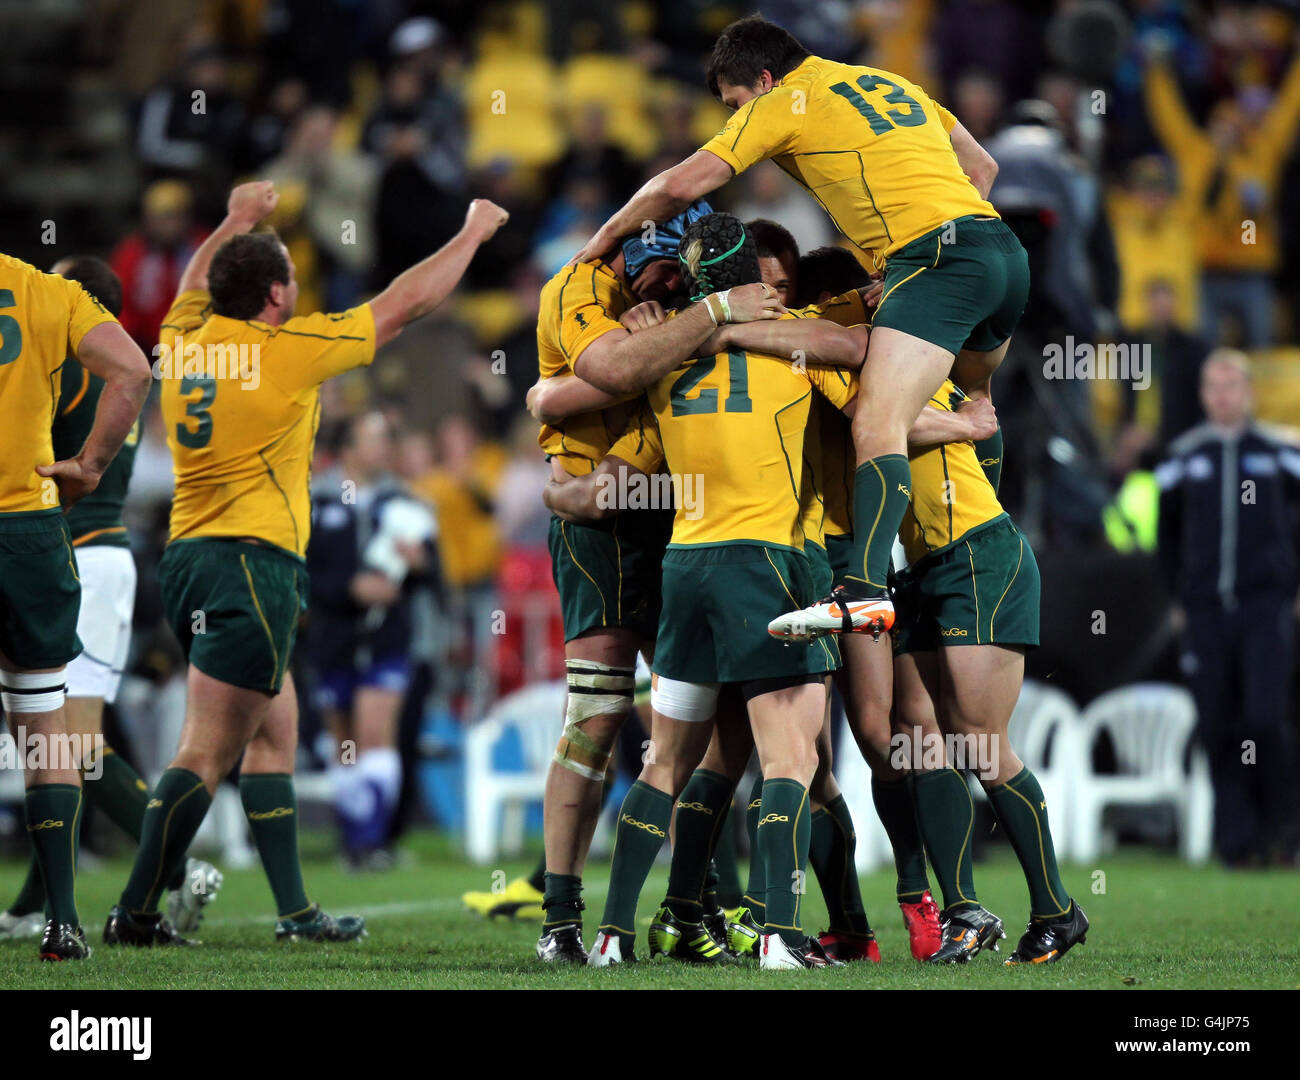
[0,668,68,713]
[650,675,720,723]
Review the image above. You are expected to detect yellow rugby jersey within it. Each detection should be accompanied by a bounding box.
[701,57,996,261]
[536,259,643,477]
[646,346,854,549]
[786,290,868,538]
[0,253,118,514]
[159,289,375,558]
[900,380,1005,566]
[605,400,667,476]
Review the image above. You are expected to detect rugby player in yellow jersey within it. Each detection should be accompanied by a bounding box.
[528,203,785,964]
[102,181,508,946]
[888,381,1088,965]
[0,258,222,945]
[0,251,151,959]
[573,14,1026,640]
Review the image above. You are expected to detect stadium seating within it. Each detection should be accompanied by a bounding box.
[1070,683,1213,863]
[465,679,565,863]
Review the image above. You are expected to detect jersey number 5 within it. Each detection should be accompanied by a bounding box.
[830,74,926,135]
[177,375,216,448]
[0,289,23,366]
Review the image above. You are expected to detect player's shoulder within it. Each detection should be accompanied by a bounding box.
[544,258,621,302]
[265,305,372,343]
[0,251,76,301]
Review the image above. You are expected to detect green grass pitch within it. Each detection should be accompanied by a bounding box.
[1,835,1296,989]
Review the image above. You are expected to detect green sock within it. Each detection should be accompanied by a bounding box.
[599,781,672,951]
[25,784,83,925]
[872,774,931,902]
[845,454,911,591]
[712,811,743,909]
[239,773,311,918]
[84,745,188,891]
[84,745,149,839]
[542,872,584,928]
[974,426,1003,493]
[120,768,210,914]
[8,849,45,917]
[912,769,978,912]
[742,774,765,927]
[665,769,734,923]
[809,795,871,936]
[526,852,547,894]
[701,859,720,912]
[756,778,811,947]
[985,767,1071,919]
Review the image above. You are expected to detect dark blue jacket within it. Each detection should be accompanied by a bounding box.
[1156,422,1300,605]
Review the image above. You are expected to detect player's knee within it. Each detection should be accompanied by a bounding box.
[852,707,893,761]
[762,744,819,785]
[553,659,635,781]
[0,668,67,715]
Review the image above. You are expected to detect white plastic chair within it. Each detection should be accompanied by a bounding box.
[464,680,565,864]
[1071,683,1212,864]
[1002,680,1083,859]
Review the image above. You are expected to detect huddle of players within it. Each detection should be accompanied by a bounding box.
[524,14,1089,971]
[0,182,511,960]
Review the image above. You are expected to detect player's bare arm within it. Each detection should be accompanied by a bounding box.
[572,151,733,264]
[36,321,150,508]
[571,281,784,395]
[907,397,998,449]
[716,318,870,369]
[949,120,998,200]
[175,180,281,297]
[526,375,628,426]
[542,455,642,524]
[370,199,508,348]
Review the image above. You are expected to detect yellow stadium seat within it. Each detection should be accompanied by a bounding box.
[464,54,563,169]
[561,54,655,159]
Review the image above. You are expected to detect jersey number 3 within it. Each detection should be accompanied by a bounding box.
[177,375,216,448]
[829,74,925,135]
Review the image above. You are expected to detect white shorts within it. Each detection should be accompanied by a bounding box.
[65,545,137,703]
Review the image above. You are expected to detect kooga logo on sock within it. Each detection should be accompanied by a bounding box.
[49,1013,151,1060]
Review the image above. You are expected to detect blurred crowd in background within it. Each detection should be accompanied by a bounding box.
[1,0,1298,854]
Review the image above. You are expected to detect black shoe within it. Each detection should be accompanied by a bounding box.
[701,905,732,954]
[927,905,1006,963]
[275,903,367,942]
[647,905,738,964]
[1004,900,1089,965]
[40,921,90,961]
[103,905,194,947]
[536,924,587,964]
